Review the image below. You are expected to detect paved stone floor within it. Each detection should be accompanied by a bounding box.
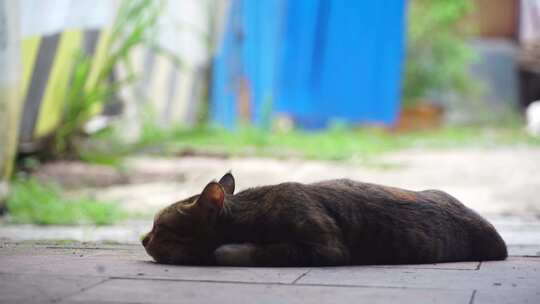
[0,241,539,304]
[1,148,539,303]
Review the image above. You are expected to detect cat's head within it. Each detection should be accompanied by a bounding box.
[142,173,235,264]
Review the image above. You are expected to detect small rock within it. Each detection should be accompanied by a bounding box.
[96,265,105,273]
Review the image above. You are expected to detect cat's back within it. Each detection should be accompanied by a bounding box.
[308,179,507,263]
[311,178,466,212]
[231,179,506,263]
[309,178,422,206]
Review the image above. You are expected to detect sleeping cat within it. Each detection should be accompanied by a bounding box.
[142,173,507,266]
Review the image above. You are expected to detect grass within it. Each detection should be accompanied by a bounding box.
[6,178,124,225]
[78,127,132,168]
[117,120,540,161]
[13,119,537,226]
[76,108,540,165]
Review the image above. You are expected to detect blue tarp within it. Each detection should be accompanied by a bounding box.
[211,0,407,129]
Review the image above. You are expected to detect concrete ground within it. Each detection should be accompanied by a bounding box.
[0,241,539,304]
[0,147,539,303]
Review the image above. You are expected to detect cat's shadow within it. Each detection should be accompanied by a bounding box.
[136,259,319,269]
[136,259,226,268]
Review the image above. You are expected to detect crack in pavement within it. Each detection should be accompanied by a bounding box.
[292,269,312,284]
[468,289,477,304]
[53,277,110,303]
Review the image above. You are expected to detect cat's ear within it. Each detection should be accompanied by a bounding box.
[218,172,235,195]
[193,182,225,220]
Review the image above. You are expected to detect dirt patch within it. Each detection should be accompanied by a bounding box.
[32,161,186,189]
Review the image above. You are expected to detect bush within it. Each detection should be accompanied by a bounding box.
[403,0,476,107]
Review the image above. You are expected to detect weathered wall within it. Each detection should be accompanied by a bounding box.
[0,0,22,203]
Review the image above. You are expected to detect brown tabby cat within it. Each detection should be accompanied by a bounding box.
[142,173,507,266]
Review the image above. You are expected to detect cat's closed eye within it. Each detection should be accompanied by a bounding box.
[155,224,194,241]
[156,223,175,233]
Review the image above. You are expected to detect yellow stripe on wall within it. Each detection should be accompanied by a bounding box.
[150,54,170,119]
[87,30,111,115]
[175,68,193,122]
[86,30,110,90]
[20,36,41,100]
[34,30,82,138]
[0,86,22,179]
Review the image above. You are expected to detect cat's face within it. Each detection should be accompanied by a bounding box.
[142,173,235,264]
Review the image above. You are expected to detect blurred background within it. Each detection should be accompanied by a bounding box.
[0,0,539,244]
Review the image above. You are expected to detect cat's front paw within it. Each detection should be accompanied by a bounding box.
[214,243,256,266]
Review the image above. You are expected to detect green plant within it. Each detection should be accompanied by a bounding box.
[78,127,131,167]
[6,177,123,225]
[403,0,477,107]
[54,0,162,155]
[120,122,539,162]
